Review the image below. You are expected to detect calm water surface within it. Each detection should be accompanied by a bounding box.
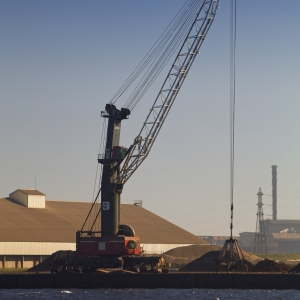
[0,289,299,299]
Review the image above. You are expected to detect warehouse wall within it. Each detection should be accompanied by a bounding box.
[0,242,75,256]
[139,243,196,254]
[28,194,45,208]
[0,242,197,268]
[0,242,76,269]
[9,190,45,208]
[0,255,50,268]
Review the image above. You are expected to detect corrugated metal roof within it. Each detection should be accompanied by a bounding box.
[272,233,300,239]
[10,189,45,196]
[212,236,239,241]
[265,220,300,224]
[0,198,207,245]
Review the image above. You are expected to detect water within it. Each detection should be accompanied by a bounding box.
[0,289,299,300]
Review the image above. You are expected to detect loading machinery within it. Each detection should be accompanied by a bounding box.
[51,0,219,273]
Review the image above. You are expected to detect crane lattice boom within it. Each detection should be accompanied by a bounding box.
[118,0,219,185]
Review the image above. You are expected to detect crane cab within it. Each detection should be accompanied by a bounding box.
[98,146,127,165]
[76,233,141,257]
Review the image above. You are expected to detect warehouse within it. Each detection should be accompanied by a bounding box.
[239,228,300,254]
[0,189,208,268]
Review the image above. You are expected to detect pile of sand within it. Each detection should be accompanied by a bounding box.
[28,245,266,273]
[164,245,261,272]
[179,250,222,272]
[164,245,222,265]
[27,254,55,272]
[165,244,222,258]
[289,263,300,273]
[27,250,75,272]
[178,251,255,272]
[251,258,292,272]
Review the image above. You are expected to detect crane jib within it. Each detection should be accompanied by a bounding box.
[81,0,219,239]
[118,0,219,185]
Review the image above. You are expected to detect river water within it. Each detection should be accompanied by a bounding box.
[0,289,299,299]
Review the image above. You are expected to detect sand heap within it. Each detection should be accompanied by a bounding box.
[164,245,261,272]
[28,245,272,273]
[27,254,55,272]
[29,246,223,272]
[289,263,300,273]
[164,245,222,265]
[251,258,292,273]
[27,250,75,272]
[179,251,257,272]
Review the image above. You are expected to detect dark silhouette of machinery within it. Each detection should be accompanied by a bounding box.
[51,0,220,273]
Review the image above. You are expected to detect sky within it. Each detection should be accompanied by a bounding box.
[1,0,299,237]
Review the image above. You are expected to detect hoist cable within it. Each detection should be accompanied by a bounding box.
[230,0,236,239]
[127,1,202,109]
[124,0,200,109]
[111,0,198,105]
[110,0,203,110]
[125,1,203,110]
[127,5,199,110]
[110,0,194,104]
[84,118,106,231]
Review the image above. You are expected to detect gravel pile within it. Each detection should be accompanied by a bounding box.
[27,250,75,272]
[165,245,222,258]
[164,245,262,272]
[179,250,221,272]
[289,263,300,273]
[164,245,222,265]
[178,250,254,272]
[251,258,292,273]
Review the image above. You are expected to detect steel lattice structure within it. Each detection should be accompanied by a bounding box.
[253,188,267,256]
[117,0,219,185]
[81,0,220,234]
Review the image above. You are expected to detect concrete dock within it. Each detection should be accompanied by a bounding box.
[1,272,300,289]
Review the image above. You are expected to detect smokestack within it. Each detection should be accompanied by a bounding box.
[272,165,278,220]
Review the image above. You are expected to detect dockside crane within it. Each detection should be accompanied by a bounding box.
[52,0,219,273]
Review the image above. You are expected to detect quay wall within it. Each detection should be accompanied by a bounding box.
[1,272,300,289]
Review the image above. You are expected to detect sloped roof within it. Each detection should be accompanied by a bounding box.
[10,189,45,196]
[265,220,300,224]
[212,236,239,241]
[272,233,300,239]
[0,198,207,245]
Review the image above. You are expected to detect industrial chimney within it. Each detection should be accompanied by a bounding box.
[272,165,278,220]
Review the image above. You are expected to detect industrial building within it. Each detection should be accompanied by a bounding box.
[239,221,300,254]
[0,189,208,269]
[203,166,300,254]
[198,236,240,247]
[239,166,300,254]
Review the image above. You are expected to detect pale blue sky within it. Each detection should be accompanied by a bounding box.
[1,0,299,236]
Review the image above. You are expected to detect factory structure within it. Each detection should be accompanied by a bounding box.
[0,189,208,269]
[240,166,300,254]
[1,166,299,268]
[201,166,300,254]
[240,165,300,256]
